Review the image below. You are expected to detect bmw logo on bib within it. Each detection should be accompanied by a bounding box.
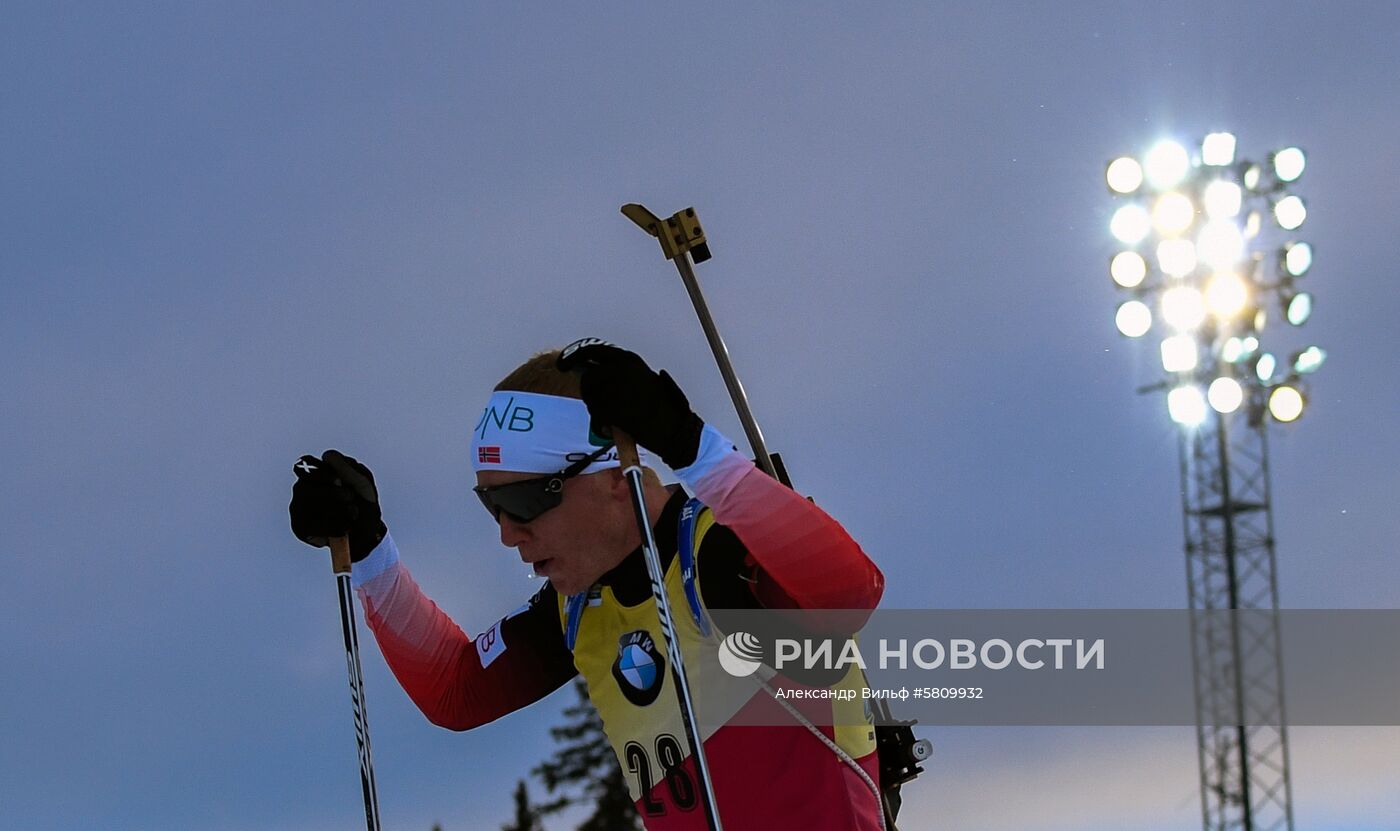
[612,630,665,706]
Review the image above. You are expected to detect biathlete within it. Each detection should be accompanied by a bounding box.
[290,342,887,830]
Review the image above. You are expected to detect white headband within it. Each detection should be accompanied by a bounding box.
[470,391,643,474]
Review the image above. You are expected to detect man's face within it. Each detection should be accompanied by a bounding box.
[475,467,634,596]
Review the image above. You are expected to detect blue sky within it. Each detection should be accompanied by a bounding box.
[4,3,1399,829]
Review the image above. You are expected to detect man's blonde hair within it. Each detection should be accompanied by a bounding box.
[494,349,579,397]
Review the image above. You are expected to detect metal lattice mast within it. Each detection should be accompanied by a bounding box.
[1179,397,1293,831]
[1102,133,1322,831]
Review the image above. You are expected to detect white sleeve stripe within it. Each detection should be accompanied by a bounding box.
[350,532,400,589]
[673,423,742,487]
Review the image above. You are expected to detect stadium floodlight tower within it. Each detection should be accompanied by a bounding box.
[1104,133,1323,831]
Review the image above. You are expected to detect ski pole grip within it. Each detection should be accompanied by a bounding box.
[329,536,353,575]
[613,429,641,470]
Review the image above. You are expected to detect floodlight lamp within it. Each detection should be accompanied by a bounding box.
[1221,336,1250,363]
[1197,220,1245,271]
[1283,241,1313,277]
[1161,334,1199,373]
[1255,352,1277,383]
[1157,239,1198,278]
[1168,385,1208,426]
[1153,192,1197,236]
[1202,132,1237,166]
[1253,308,1268,332]
[1162,285,1206,331]
[1243,164,1263,191]
[1107,157,1144,194]
[1273,147,1306,182]
[1285,291,1313,326]
[1111,204,1151,244]
[1203,180,1243,218]
[1208,376,1244,414]
[1244,210,1262,239]
[1154,194,1196,236]
[1205,272,1249,319]
[1293,346,1326,374]
[1268,385,1305,422]
[1145,141,1191,189]
[1111,251,1148,288]
[1243,335,1259,355]
[1275,195,1307,230]
[1116,300,1153,338]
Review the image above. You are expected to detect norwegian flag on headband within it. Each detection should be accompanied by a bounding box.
[478,446,501,465]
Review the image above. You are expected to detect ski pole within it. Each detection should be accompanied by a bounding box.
[613,430,724,831]
[621,204,933,829]
[620,204,776,480]
[329,535,382,831]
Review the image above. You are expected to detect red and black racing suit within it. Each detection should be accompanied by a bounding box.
[351,428,885,830]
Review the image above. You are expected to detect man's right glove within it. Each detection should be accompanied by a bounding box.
[289,450,387,562]
[556,340,705,470]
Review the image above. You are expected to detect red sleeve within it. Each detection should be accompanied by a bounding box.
[679,430,884,613]
[353,534,576,730]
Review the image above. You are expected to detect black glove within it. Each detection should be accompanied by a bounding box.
[557,340,705,469]
[289,450,387,562]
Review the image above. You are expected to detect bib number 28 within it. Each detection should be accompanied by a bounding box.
[623,733,697,815]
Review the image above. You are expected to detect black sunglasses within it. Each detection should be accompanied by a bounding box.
[473,443,614,523]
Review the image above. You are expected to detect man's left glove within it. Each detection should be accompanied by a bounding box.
[289,449,387,562]
[557,341,704,470]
